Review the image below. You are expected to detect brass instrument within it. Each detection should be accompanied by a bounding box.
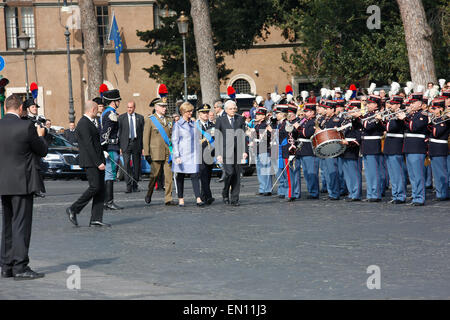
[360,109,391,123]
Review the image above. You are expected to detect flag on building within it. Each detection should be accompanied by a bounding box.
[109,13,123,64]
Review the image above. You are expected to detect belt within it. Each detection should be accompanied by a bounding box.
[129,138,137,141]
[297,138,312,143]
[429,138,448,144]
[405,133,425,139]
[109,138,119,144]
[345,138,356,142]
[386,133,404,138]
[362,136,382,140]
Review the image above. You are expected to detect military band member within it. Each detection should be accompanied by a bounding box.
[319,100,341,200]
[335,99,349,197]
[271,105,287,198]
[293,103,319,199]
[399,92,428,206]
[196,104,216,204]
[143,98,175,206]
[316,104,328,193]
[340,101,363,201]
[428,98,449,201]
[252,107,273,196]
[101,89,123,210]
[361,95,384,202]
[382,96,407,204]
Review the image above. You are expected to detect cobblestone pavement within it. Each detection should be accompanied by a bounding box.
[0,175,449,299]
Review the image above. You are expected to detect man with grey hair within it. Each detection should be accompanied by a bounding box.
[66,100,110,227]
[214,100,224,118]
[214,100,248,206]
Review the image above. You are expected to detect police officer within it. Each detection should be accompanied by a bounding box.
[399,92,428,206]
[361,95,384,202]
[383,96,407,204]
[196,103,216,204]
[428,98,449,201]
[340,101,363,201]
[293,103,319,199]
[101,89,123,210]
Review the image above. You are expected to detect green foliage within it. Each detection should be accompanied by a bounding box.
[275,0,448,87]
[137,0,274,100]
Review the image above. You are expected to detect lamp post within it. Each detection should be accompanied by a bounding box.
[18,31,30,99]
[64,26,75,123]
[177,11,189,102]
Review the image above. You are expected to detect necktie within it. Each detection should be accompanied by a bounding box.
[129,114,135,139]
[230,117,235,128]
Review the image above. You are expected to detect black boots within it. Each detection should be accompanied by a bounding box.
[104,180,123,210]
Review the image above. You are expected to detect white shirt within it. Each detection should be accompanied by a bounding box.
[84,114,97,127]
[227,115,235,127]
[6,112,20,118]
[128,113,137,139]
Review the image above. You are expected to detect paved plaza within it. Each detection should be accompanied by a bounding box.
[0,176,449,299]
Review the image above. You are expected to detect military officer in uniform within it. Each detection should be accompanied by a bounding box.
[428,98,449,201]
[398,92,428,206]
[361,95,384,202]
[143,98,176,206]
[340,100,363,201]
[293,103,319,199]
[195,103,216,204]
[100,89,123,210]
[383,95,407,204]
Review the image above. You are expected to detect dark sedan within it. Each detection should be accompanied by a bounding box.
[42,133,86,180]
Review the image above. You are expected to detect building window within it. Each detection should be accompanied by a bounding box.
[232,79,251,94]
[5,6,36,49]
[96,6,109,47]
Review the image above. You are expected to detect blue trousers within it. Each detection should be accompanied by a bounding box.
[323,157,339,199]
[337,157,348,195]
[276,165,287,196]
[256,153,273,193]
[363,155,383,200]
[406,154,426,204]
[342,158,362,200]
[281,158,295,198]
[385,155,407,202]
[294,156,319,198]
[430,156,448,200]
[380,155,389,195]
[320,158,327,192]
[105,151,119,181]
[425,163,433,188]
[448,155,450,191]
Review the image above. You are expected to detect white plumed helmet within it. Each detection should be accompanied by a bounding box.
[367,83,376,95]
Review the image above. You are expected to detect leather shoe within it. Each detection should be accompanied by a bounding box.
[206,198,215,205]
[89,221,111,227]
[223,198,230,204]
[165,201,177,206]
[14,268,45,281]
[133,186,141,193]
[391,200,405,204]
[230,201,240,206]
[66,207,78,227]
[287,197,295,202]
[264,192,272,196]
[125,188,132,194]
[278,195,285,199]
[1,269,13,278]
[34,192,45,198]
[307,195,319,200]
[196,201,205,207]
[104,201,123,210]
[145,195,152,204]
[369,198,381,202]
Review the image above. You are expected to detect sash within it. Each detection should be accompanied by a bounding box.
[279,137,288,169]
[196,120,214,148]
[102,106,116,118]
[149,115,172,164]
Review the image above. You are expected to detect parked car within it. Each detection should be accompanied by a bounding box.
[42,133,86,180]
[117,155,151,181]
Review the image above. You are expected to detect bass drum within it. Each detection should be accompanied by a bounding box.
[311,128,346,158]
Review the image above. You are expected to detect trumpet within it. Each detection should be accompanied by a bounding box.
[360,109,391,122]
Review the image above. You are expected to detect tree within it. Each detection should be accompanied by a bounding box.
[137,0,274,102]
[79,0,102,100]
[190,0,220,106]
[397,0,437,86]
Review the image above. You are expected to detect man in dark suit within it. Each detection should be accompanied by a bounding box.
[66,100,110,227]
[64,122,78,145]
[0,94,48,280]
[118,101,144,193]
[214,100,248,206]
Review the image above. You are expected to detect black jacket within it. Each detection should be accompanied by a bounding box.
[214,114,247,164]
[76,115,105,168]
[64,129,78,145]
[118,112,144,152]
[0,113,48,195]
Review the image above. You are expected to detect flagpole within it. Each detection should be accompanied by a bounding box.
[107,10,115,45]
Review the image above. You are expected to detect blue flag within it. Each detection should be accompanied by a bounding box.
[109,14,123,64]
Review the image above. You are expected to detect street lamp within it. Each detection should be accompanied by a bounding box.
[64,26,75,123]
[18,31,30,99]
[177,11,189,102]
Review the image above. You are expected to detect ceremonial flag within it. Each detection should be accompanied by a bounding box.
[108,12,123,64]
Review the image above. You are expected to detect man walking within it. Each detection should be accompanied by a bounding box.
[66,100,110,227]
[119,101,144,193]
[0,95,48,280]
